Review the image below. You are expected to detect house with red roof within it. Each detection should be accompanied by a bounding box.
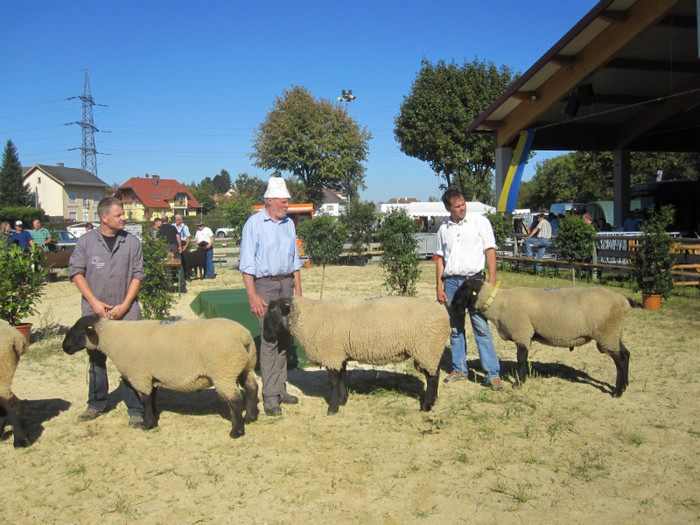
[114,174,201,221]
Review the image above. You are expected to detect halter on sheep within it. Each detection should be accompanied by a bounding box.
[451,280,631,397]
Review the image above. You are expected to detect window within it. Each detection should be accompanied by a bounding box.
[82,193,88,206]
[93,193,100,202]
[69,192,77,202]
[69,212,77,220]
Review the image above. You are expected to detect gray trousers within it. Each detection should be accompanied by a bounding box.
[254,276,295,398]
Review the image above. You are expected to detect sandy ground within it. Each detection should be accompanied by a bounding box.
[2,263,700,524]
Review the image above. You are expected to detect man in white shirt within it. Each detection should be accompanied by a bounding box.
[436,189,504,390]
[194,219,215,278]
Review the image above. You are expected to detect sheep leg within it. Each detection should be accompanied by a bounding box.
[240,370,259,423]
[1,395,29,448]
[225,396,246,439]
[515,343,530,386]
[141,389,158,429]
[420,370,439,412]
[326,368,342,415]
[338,362,348,406]
[609,340,630,398]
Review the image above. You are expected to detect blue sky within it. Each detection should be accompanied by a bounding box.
[2,0,594,203]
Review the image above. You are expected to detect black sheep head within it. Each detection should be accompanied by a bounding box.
[451,279,484,316]
[262,298,292,343]
[62,315,101,354]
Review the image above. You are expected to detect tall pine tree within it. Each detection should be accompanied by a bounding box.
[0,140,32,207]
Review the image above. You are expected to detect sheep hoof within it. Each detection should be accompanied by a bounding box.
[244,413,258,424]
[230,429,245,439]
[13,438,30,448]
[327,406,339,416]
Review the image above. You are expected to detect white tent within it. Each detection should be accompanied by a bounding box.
[380,201,495,219]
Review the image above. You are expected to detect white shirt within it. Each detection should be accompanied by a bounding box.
[436,214,496,277]
[194,226,214,247]
[535,218,552,239]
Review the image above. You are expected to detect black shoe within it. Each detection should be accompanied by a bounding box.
[279,391,299,404]
[264,396,282,416]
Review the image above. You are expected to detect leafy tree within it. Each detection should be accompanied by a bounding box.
[0,140,32,207]
[378,208,420,296]
[190,187,215,215]
[339,199,379,257]
[555,214,597,285]
[297,215,347,299]
[221,194,256,244]
[394,58,516,203]
[139,235,174,319]
[631,206,676,299]
[234,173,266,202]
[524,151,700,210]
[251,85,372,207]
[0,244,46,325]
[212,169,232,195]
[485,212,512,249]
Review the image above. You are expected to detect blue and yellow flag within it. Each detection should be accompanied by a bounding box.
[497,129,535,212]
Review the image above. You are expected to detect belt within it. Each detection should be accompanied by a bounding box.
[256,274,293,281]
[441,271,485,282]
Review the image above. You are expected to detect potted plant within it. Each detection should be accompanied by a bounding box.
[630,206,676,310]
[0,244,47,341]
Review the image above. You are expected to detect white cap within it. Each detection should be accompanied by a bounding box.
[264,177,291,199]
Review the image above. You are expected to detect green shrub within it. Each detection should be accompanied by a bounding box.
[297,214,347,298]
[556,214,597,284]
[485,212,512,249]
[139,235,174,319]
[378,208,420,296]
[631,206,676,299]
[339,199,379,256]
[0,244,47,325]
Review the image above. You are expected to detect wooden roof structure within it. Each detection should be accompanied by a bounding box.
[467,0,700,153]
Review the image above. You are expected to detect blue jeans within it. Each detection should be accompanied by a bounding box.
[444,278,501,383]
[524,237,550,259]
[87,350,144,416]
[204,247,215,278]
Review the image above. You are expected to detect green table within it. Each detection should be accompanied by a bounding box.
[190,289,309,368]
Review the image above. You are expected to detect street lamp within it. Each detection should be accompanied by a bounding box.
[338,89,356,111]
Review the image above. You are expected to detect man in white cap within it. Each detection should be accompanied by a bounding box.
[239,176,302,416]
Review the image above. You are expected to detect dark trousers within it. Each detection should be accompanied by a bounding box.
[87,350,143,416]
[254,276,295,398]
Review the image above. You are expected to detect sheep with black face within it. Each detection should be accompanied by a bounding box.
[451,280,631,397]
[263,296,451,415]
[63,316,259,438]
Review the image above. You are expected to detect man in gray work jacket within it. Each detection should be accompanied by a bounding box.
[69,196,146,428]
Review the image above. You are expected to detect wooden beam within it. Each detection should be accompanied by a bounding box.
[614,75,700,149]
[606,58,700,74]
[494,0,685,149]
[551,55,578,67]
[599,10,628,23]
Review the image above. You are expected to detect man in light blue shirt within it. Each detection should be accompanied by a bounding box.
[240,177,302,416]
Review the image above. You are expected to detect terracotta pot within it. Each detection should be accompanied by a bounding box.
[14,322,32,345]
[641,293,662,311]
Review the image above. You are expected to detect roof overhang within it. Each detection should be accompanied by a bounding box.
[467,0,700,153]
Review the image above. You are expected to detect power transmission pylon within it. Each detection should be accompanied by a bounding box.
[66,69,108,176]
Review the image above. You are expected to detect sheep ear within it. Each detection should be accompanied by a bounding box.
[85,324,96,336]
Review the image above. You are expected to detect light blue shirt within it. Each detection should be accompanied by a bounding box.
[239,209,301,278]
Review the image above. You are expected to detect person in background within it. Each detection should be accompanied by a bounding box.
[84,222,94,232]
[623,211,640,232]
[435,188,504,391]
[1,221,11,248]
[548,212,560,236]
[9,220,34,251]
[239,177,303,415]
[174,214,190,253]
[68,197,145,428]
[524,213,552,273]
[194,219,215,279]
[31,219,52,252]
[157,216,186,293]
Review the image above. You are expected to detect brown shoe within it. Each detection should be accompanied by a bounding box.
[491,378,505,391]
[77,408,103,422]
[443,371,467,383]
